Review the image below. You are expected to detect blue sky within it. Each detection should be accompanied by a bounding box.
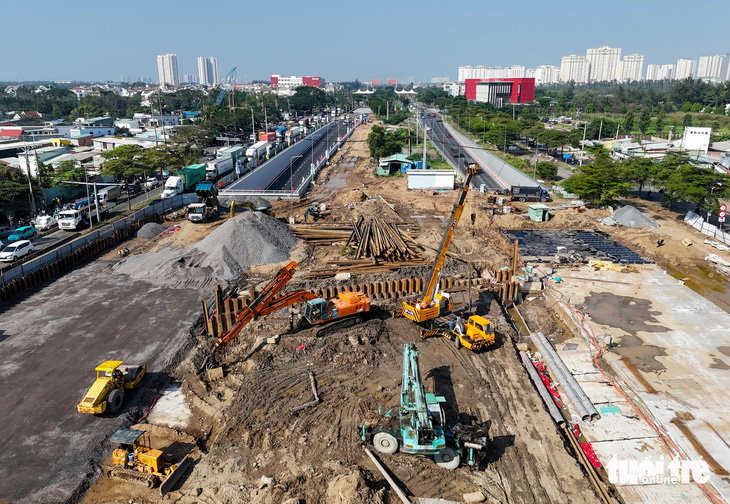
[1,0,728,83]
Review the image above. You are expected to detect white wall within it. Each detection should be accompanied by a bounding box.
[406,169,455,190]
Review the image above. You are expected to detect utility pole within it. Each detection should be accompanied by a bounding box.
[157,91,167,148]
[251,108,256,143]
[597,119,603,141]
[23,147,37,218]
[579,121,587,167]
[423,120,427,170]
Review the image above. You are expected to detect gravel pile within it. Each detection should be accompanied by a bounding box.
[195,212,299,281]
[614,205,658,229]
[113,212,298,286]
[137,222,166,239]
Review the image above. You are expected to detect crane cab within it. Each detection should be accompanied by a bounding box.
[402,292,452,325]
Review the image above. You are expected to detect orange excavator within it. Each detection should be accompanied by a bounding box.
[210,261,371,353]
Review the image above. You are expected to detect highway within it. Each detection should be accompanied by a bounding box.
[0,186,163,272]
[223,119,348,193]
[420,110,538,192]
[420,113,506,191]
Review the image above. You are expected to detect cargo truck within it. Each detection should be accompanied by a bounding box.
[97,186,121,203]
[285,126,301,143]
[205,157,234,181]
[187,182,220,223]
[510,185,550,202]
[161,164,206,199]
[217,145,246,165]
[259,131,276,142]
[246,140,269,167]
[275,126,287,139]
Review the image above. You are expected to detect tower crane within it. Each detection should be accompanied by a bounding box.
[215,67,237,106]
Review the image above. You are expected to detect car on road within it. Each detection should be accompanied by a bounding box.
[8,226,37,242]
[144,177,160,190]
[0,240,34,262]
[162,169,171,179]
[0,226,13,238]
[446,133,452,138]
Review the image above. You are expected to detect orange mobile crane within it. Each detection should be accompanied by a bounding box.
[210,261,371,354]
[400,163,479,326]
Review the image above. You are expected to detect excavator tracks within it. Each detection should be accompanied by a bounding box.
[315,315,363,337]
[107,467,157,488]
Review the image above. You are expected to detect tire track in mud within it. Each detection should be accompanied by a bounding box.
[440,334,598,504]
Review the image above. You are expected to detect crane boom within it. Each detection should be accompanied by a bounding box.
[215,66,237,106]
[401,163,478,324]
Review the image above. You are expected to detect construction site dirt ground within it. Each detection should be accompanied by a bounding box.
[11,121,730,504]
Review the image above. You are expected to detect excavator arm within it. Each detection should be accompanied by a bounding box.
[256,290,318,317]
[212,261,299,352]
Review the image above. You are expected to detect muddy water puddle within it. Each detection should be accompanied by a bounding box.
[663,263,730,314]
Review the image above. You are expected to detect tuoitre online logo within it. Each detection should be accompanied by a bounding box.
[606,455,711,485]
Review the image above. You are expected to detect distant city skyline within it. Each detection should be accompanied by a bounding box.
[1,0,729,82]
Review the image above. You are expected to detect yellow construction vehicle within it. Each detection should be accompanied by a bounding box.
[107,428,190,496]
[400,163,479,325]
[77,361,146,414]
[421,314,495,351]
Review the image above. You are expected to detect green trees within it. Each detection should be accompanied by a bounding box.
[682,114,693,129]
[100,145,145,179]
[562,153,629,205]
[535,161,558,180]
[54,160,85,184]
[290,86,327,113]
[366,125,403,159]
[638,108,651,135]
[654,111,665,135]
[623,110,635,133]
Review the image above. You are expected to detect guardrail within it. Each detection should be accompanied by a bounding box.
[0,192,196,289]
[222,121,360,200]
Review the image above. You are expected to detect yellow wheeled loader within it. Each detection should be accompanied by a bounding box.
[77,360,146,415]
[421,315,495,351]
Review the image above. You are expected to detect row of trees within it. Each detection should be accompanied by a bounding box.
[564,153,728,210]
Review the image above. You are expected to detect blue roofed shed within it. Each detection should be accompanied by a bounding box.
[377,153,416,176]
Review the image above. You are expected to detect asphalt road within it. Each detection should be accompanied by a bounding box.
[267,120,348,190]
[0,253,202,502]
[420,113,506,191]
[0,187,163,272]
[224,120,348,192]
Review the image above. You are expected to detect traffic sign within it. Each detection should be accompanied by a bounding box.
[719,217,726,223]
[721,204,727,212]
[720,211,726,218]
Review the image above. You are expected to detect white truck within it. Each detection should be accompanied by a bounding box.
[285,126,301,143]
[57,209,86,230]
[34,214,58,231]
[246,140,269,167]
[97,186,121,203]
[205,157,234,181]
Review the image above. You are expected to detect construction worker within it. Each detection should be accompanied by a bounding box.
[289,311,294,333]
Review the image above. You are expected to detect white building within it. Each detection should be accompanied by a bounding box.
[697,54,729,82]
[444,82,463,97]
[457,65,525,81]
[621,54,644,82]
[560,55,590,83]
[197,56,219,86]
[682,127,712,153]
[430,77,450,84]
[534,65,561,85]
[646,64,675,81]
[586,46,622,82]
[156,54,179,87]
[675,58,697,79]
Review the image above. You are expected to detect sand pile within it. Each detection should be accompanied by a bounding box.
[137,222,166,239]
[113,212,298,286]
[614,205,658,228]
[195,211,299,281]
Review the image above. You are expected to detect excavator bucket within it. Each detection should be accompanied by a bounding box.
[159,455,191,496]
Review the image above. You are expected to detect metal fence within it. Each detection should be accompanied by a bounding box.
[684,210,730,244]
[0,193,197,287]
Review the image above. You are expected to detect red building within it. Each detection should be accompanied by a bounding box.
[464,78,535,106]
[270,75,322,89]
[386,78,398,86]
[371,79,381,86]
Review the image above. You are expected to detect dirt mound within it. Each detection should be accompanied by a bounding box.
[136,222,166,239]
[339,189,367,204]
[195,212,299,282]
[113,212,299,286]
[325,470,387,503]
[614,205,658,228]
